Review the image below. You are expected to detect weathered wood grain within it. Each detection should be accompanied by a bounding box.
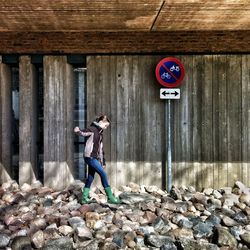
[0,0,162,31]
[154,1,250,31]
[0,57,12,183]
[43,56,74,190]
[0,0,249,32]
[19,56,38,185]
[86,55,250,190]
[242,55,250,186]
[227,55,243,187]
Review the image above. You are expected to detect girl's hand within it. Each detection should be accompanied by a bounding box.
[74,126,80,133]
[100,160,106,169]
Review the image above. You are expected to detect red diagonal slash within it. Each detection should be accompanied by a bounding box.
[161,63,178,81]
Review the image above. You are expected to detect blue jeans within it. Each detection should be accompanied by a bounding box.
[84,157,110,188]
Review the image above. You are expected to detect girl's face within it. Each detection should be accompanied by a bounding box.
[99,121,110,130]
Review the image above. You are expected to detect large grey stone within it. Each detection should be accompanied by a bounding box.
[31,230,44,248]
[112,230,126,248]
[234,181,250,194]
[11,236,32,250]
[42,237,74,250]
[119,192,156,205]
[193,222,213,239]
[68,217,85,229]
[221,193,239,207]
[229,226,244,241]
[177,238,219,250]
[178,218,193,229]
[0,234,10,248]
[222,216,238,227]
[169,186,182,200]
[240,233,250,248]
[145,234,175,248]
[232,211,248,224]
[153,217,170,233]
[205,214,221,227]
[215,227,238,248]
[75,225,92,240]
[58,225,74,236]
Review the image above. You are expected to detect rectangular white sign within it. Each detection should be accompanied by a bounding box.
[160,88,180,99]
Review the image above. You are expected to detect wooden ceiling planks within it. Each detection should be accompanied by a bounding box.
[0,0,163,31]
[0,0,249,32]
[153,0,250,30]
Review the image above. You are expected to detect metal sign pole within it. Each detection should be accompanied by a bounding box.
[165,99,172,192]
[156,57,185,193]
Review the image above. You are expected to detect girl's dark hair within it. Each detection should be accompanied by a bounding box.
[96,115,111,123]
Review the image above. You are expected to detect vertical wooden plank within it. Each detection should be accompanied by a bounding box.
[178,55,193,188]
[86,56,100,188]
[101,56,113,186]
[192,55,202,190]
[137,56,145,186]
[43,56,74,190]
[153,56,165,189]
[109,56,118,187]
[212,55,228,188]
[140,55,150,186]
[143,55,162,186]
[86,56,96,124]
[19,56,38,185]
[212,55,220,189]
[116,56,130,187]
[95,56,103,118]
[131,56,139,184]
[173,55,193,188]
[242,55,250,187]
[66,62,75,179]
[0,56,12,183]
[201,55,213,189]
[227,55,242,187]
[127,55,138,184]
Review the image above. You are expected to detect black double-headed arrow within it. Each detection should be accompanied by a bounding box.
[162,90,179,96]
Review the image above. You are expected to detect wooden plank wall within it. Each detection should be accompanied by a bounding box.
[43,56,75,190]
[0,57,12,183]
[87,55,250,190]
[19,56,38,185]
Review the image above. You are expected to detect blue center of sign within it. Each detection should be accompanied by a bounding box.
[159,61,182,84]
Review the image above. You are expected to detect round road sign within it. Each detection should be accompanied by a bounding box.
[155,57,185,88]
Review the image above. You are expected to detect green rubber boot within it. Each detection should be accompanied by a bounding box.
[81,187,91,204]
[105,187,120,204]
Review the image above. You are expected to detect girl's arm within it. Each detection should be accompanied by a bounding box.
[74,126,93,137]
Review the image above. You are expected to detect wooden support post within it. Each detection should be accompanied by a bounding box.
[19,56,38,185]
[0,56,12,183]
[43,56,74,190]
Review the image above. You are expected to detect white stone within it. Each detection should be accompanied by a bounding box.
[58,225,74,236]
[31,230,44,248]
[31,180,43,188]
[20,183,32,192]
[94,220,105,230]
[213,190,223,199]
[203,188,214,196]
[145,185,158,193]
[76,226,92,239]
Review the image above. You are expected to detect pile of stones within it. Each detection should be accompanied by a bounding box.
[0,180,250,249]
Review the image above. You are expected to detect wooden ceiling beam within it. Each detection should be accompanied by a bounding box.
[0,31,249,54]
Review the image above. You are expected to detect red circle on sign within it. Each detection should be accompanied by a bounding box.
[155,57,185,88]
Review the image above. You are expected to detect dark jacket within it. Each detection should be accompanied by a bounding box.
[77,122,105,165]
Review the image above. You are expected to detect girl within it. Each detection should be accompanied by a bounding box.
[74,115,120,204]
